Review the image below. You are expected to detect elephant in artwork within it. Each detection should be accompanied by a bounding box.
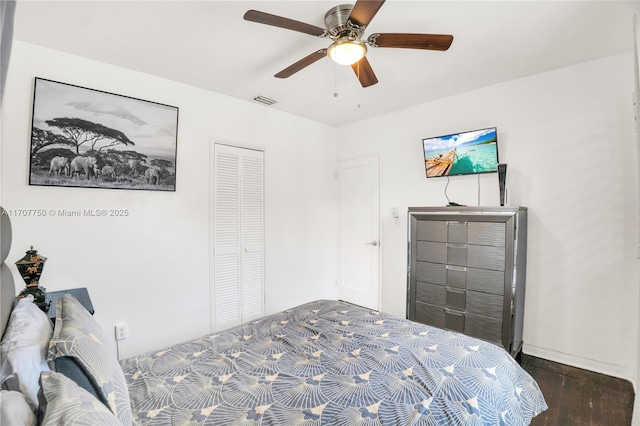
[101,165,116,179]
[49,156,69,176]
[145,167,160,185]
[70,156,99,180]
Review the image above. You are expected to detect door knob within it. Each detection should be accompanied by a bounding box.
[366,241,378,246]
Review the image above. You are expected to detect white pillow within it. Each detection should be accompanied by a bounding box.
[0,295,53,408]
[0,390,36,426]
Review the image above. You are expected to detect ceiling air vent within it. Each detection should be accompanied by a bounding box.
[253,95,276,106]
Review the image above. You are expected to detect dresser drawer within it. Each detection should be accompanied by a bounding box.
[416,241,447,263]
[415,220,505,247]
[417,257,505,292]
[446,265,466,289]
[416,282,445,306]
[446,243,467,267]
[465,313,502,343]
[467,222,505,247]
[416,220,447,242]
[445,287,466,311]
[414,301,445,328]
[447,221,467,244]
[466,268,505,295]
[467,245,506,271]
[416,261,446,285]
[466,291,503,319]
[445,309,465,333]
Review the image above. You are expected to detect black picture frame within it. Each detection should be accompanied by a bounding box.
[29,78,179,191]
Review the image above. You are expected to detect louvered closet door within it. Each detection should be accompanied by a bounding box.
[213,144,264,331]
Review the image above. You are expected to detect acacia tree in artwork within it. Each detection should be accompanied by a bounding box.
[45,117,135,155]
[150,159,173,169]
[30,127,75,156]
[101,149,147,165]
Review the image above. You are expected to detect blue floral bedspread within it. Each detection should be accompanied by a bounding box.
[121,300,547,425]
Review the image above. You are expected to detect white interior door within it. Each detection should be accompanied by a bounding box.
[212,143,264,331]
[338,156,380,310]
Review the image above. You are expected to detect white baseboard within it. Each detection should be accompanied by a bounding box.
[523,343,636,386]
[388,309,406,318]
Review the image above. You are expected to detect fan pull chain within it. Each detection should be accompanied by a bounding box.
[333,62,338,97]
[356,61,361,108]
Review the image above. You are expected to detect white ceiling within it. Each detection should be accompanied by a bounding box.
[13,1,640,127]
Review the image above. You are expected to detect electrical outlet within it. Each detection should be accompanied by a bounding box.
[115,323,129,340]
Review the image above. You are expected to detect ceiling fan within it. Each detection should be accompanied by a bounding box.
[243,0,453,88]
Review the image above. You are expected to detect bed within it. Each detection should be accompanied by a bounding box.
[122,299,547,425]
[0,209,547,425]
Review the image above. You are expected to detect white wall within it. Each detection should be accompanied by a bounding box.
[1,41,338,358]
[337,53,639,382]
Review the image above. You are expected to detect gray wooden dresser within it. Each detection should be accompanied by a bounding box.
[407,206,527,358]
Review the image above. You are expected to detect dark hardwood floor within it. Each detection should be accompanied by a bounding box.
[520,355,635,426]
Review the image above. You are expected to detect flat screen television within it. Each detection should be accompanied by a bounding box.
[422,127,499,178]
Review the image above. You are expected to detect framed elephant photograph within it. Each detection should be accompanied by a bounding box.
[28,77,178,191]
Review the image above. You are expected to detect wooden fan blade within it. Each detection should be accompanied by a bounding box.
[275,50,327,78]
[244,10,326,37]
[371,33,454,51]
[348,0,385,28]
[351,56,378,88]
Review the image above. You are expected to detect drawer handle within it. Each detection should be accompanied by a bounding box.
[446,265,467,272]
[445,308,465,316]
[446,287,465,294]
[447,243,467,249]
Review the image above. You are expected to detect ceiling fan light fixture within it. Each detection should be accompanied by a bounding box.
[327,39,367,66]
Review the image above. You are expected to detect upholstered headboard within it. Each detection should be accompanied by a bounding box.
[1,206,15,339]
